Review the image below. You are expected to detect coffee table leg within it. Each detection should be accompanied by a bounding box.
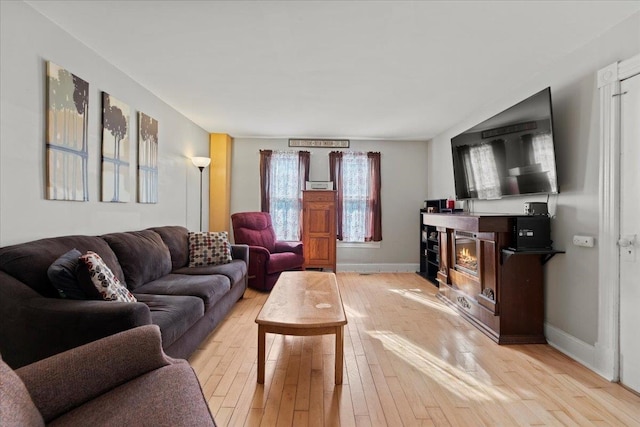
[335,326,344,385]
[258,325,265,384]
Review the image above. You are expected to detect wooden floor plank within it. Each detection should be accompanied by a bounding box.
[188,273,640,426]
[308,369,324,427]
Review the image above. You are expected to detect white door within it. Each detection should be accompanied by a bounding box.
[619,73,640,393]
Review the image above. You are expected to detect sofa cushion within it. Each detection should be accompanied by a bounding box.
[134,274,231,310]
[47,248,86,299]
[149,226,189,270]
[174,259,247,288]
[0,357,45,427]
[77,251,137,302]
[267,252,305,274]
[0,235,124,298]
[188,231,232,267]
[133,294,203,348]
[102,230,172,290]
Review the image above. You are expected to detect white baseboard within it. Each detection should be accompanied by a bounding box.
[337,263,419,273]
[544,322,614,381]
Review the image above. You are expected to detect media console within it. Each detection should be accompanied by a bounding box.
[423,213,562,344]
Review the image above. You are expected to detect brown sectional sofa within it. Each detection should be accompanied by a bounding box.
[0,226,248,369]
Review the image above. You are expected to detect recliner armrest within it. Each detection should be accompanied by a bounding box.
[248,245,271,259]
[275,240,303,255]
[16,325,173,423]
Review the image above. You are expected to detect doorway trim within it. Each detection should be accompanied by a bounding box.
[596,53,640,381]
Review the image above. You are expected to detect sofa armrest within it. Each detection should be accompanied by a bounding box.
[275,240,303,255]
[231,244,249,264]
[16,325,173,423]
[0,271,151,369]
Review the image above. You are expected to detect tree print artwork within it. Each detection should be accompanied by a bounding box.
[102,93,130,202]
[138,112,158,203]
[46,62,89,201]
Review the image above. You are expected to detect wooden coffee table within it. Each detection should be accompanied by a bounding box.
[255,271,347,384]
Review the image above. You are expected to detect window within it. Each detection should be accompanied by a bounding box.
[259,150,309,240]
[329,151,382,242]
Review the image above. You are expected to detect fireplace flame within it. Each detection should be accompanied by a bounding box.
[457,247,477,271]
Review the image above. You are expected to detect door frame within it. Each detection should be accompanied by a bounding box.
[596,53,640,381]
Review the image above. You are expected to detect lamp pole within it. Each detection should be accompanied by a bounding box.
[198,166,204,231]
[191,157,211,232]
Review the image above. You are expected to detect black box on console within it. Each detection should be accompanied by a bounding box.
[510,216,552,251]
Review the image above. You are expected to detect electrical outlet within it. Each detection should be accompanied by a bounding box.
[573,235,595,247]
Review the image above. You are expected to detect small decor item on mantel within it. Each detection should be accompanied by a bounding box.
[138,112,158,203]
[101,92,131,203]
[46,61,89,201]
[446,198,455,209]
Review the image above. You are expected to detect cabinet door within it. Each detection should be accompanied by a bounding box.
[302,190,337,270]
[305,201,335,264]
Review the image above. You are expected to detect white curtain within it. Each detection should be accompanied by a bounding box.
[269,151,302,241]
[341,152,369,242]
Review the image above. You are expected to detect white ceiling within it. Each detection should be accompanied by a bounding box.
[26,1,640,140]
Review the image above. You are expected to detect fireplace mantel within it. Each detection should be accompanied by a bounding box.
[420,212,515,232]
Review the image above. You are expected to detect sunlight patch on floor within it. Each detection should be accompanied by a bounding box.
[368,330,512,403]
[388,288,459,316]
[343,304,365,319]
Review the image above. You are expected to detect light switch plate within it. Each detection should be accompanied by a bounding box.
[573,235,595,247]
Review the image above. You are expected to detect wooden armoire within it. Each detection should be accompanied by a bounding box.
[302,190,337,272]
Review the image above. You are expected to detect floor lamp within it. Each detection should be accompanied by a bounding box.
[191,157,211,231]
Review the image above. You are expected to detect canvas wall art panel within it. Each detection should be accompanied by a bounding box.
[46,61,89,201]
[101,93,131,202]
[138,112,158,203]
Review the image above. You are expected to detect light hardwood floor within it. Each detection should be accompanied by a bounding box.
[189,273,640,426]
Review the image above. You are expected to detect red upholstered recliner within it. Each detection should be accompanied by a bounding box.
[231,212,304,291]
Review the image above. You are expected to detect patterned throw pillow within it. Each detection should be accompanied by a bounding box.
[188,231,233,267]
[76,251,137,302]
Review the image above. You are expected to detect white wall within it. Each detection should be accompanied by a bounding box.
[427,12,640,352]
[0,1,210,246]
[230,138,429,270]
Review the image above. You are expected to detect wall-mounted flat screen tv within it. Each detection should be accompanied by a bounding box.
[451,87,559,200]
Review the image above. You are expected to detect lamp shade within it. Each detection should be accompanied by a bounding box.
[191,157,211,168]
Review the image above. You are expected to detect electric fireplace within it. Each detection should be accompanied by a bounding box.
[422,213,553,345]
[454,231,478,275]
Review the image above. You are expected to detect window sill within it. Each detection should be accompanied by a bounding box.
[337,241,381,249]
